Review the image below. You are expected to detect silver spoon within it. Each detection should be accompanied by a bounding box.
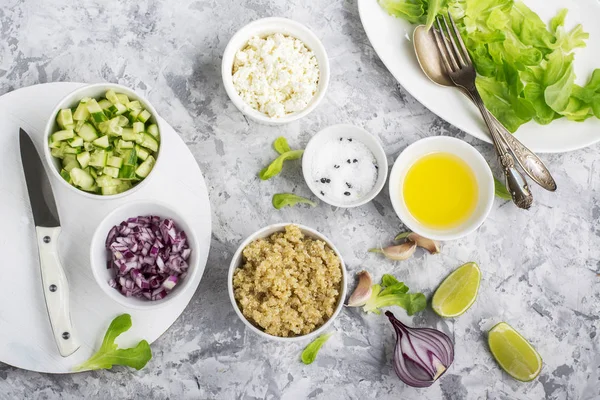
[413,25,557,192]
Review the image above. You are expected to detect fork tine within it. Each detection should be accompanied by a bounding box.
[432,26,454,75]
[448,13,471,65]
[435,17,460,72]
[441,14,467,68]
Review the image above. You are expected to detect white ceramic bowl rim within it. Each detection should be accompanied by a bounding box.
[302,124,388,208]
[221,17,330,124]
[388,136,494,241]
[227,223,347,342]
[43,82,163,200]
[90,200,200,310]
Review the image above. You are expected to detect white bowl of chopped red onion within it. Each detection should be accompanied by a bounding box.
[90,200,199,309]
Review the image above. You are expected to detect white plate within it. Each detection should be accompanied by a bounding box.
[0,83,212,373]
[358,0,600,153]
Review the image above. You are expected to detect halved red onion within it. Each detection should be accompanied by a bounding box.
[105,215,191,301]
[386,311,454,388]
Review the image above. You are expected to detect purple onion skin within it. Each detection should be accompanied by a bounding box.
[386,311,454,388]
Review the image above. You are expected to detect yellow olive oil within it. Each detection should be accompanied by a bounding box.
[403,152,478,229]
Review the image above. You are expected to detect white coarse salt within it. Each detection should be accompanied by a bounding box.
[232,33,320,118]
[310,136,379,205]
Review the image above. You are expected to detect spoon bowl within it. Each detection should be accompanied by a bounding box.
[413,25,452,87]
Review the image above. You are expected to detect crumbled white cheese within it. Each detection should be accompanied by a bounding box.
[232,33,320,118]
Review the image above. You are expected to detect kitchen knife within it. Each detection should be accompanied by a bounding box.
[19,128,80,357]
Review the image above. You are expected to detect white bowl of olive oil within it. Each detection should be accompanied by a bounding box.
[389,136,494,241]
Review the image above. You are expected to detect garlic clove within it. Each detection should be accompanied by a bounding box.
[369,241,417,261]
[347,270,373,307]
[395,231,441,254]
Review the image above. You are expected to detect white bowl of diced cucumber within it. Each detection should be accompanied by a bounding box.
[44,83,162,198]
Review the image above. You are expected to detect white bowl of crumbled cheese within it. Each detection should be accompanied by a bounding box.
[303,124,388,208]
[222,17,330,124]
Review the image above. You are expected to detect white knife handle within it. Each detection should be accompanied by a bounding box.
[35,226,80,357]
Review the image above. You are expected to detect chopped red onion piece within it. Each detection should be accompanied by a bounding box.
[105,215,192,301]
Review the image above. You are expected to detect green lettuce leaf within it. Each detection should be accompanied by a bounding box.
[72,314,152,371]
[363,274,426,316]
[378,0,598,132]
[378,0,426,24]
[301,333,333,365]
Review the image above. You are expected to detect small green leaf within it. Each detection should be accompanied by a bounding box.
[272,193,317,209]
[362,275,426,316]
[301,333,333,365]
[259,150,304,180]
[381,274,401,287]
[273,136,291,155]
[72,314,152,372]
[494,177,512,200]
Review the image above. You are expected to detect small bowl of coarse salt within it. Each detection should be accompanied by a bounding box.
[222,17,330,125]
[302,124,388,208]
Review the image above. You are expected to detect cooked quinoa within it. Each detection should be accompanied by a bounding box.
[233,225,343,337]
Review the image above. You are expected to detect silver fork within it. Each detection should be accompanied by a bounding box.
[432,14,533,210]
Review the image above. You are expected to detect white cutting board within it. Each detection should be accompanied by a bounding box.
[0,83,212,373]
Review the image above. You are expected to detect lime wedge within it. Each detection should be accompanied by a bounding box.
[488,322,543,382]
[432,262,480,317]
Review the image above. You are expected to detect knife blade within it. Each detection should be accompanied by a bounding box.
[19,128,80,357]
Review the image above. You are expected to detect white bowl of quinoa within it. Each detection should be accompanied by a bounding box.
[228,224,347,341]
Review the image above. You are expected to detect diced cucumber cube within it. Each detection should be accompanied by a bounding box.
[63,146,82,154]
[134,133,144,144]
[70,168,95,190]
[147,124,159,138]
[68,136,84,147]
[51,147,65,159]
[96,175,118,188]
[121,128,136,141]
[126,100,142,111]
[103,166,120,178]
[108,103,127,115]
[139,133,159,152]
[129,109,141,121]
[135,145,149,161]
[87,99,108,123]
[57,109,74,130]
[99,99,112,110]
[116,94,129,104]
[137,110,151,123]
[93,135,110,149]
[77,151,91,169]
[135,155,155,178]
[86,99,103,114]
[132,121,145,134]
[74,119,86,133]
[116,116,129,127]
[49,141,62,149]
[51,129,75,142]
[122,148,137,166]
[116,180,132,193]
[106,90,119,104]
[101,186,120,195]
[73,101,90,121]
[60,169,72,183]
[78,123,98,142]
[89,150,107,167]
[63,160,80,173]
[118,165,136,180]
[62,154,77,165]
[118,140,134,149]
[107,156,123,168]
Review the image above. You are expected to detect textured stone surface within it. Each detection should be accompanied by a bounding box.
[1,0,599,399]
